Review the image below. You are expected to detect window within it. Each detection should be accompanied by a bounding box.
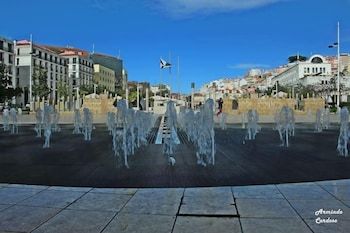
[0,40,3,50]
[8,43,13,52]
[39,51,42,58]
[45,62,48,69]
[307,67,310,73]
[50,64,53,71]
[73,65,76,71]
[44,53,47,60]
[8,54,13,64]
[73,58,77,63]
[17,48,20,55]
[54,57,57,63]
[0,52,3,61]
[50,55,53,62]
[16,68,19,75]
[16,58,19,65]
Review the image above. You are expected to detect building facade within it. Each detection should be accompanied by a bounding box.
[15,40,68,105]
[90,53,126,93]
[93,64,115,93]
[271,55,332,86]
[0,36,16,90]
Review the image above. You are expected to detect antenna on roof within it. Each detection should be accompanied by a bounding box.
[92,43,95,54]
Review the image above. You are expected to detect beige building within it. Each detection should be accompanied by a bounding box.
[0,37,15,90]
[15,40,68,105]
[93,64,115,92]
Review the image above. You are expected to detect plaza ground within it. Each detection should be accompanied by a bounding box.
[0,123,350,187]
[0,180,349,232]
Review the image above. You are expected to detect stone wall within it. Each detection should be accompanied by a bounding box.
[222,97,324,115]
[82,94,116,114]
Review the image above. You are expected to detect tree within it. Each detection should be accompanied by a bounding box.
[288,55,307,63]
[32,67,50,99]
[0,63,22,103]
[57,80,69,99]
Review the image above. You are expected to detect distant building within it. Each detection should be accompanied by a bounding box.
[44,46,94,89]
[0,36,16,90]
[15,40,68,105]
[271,54,332,86]
[90,53,126,93]
[93,64,115,93]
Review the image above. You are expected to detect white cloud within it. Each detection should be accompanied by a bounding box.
[152,0,286,18]
[228,63,270,69]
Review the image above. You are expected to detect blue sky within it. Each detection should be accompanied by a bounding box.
[2,0,350,93]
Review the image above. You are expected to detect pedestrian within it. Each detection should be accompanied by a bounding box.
[217,98,223,116]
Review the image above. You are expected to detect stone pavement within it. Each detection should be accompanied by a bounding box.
[0,180,349,233]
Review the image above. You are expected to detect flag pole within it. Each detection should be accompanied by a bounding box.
[168,51,171,98]
[177,56,180,99]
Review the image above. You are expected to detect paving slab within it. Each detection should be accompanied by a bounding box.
[7,184,48,190]
[180,187,236,216]
[90,188,138,195]
[288,199,350,220]
[236,198,299,218]
[321,185,350,200]
[316,179,350,186]
[173,216,241,233]
[240,218,312,233]
[122,188,183,215]
[277,183,334,200]
[0,205,11,212]
[68,192,132,212]
[0,205,60,232]
[102,213,175,233]
[47,186,92,192]
[305,219,350,233]
[32,209,115,233]
[0,187,43,204]
[232,185,284,199]
[18,189,85,208]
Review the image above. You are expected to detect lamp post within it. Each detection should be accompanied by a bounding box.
[328,21,340,108]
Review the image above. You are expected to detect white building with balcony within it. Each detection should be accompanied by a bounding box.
[271,55,333,87]
[0,36,16,90]
[15,40,68,106]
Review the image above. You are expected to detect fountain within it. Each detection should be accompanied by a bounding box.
[337,107,349,157]
[52,108,61,132]
[43,104,53,148]
[9,108,18,134]
[112,100,130,168]
[275,106,295,147]
[219,112,227,130]
[73,109,82,134]
[195,99,215,166]
[244,109,261,142]
[315,109,323,132]
[163,100,178,166]
[34,108,43,137]
[2,107,10,131]
[82,108,93,141]
[323,108,331,130]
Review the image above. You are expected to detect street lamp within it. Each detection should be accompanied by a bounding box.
[328,21,340,108]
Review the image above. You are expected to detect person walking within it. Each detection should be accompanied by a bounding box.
[217,98,223,116]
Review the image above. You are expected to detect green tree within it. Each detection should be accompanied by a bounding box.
[0,63,22,103]
[57,80,69,99]
[32,67,50,99]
